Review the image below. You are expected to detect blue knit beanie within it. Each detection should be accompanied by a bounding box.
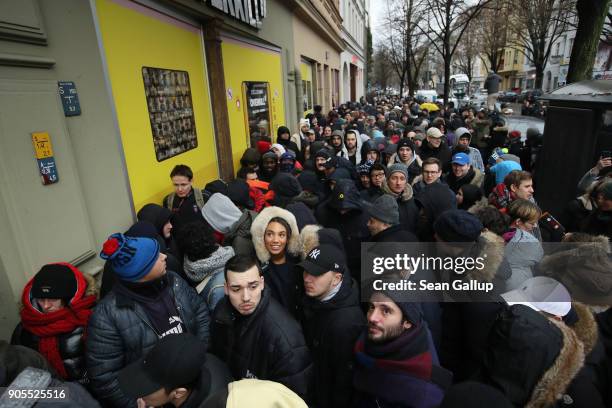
[100,233,160,282]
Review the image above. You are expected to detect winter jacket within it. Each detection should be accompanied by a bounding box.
[302,276,365,408]
[184,246,235,311]
[503,228,543,291]
[211,289,312,401]
[444,167,484,194]
[0,366,101,408]
[382,183,420,233]
[419,140,452,173]
[479,305,585,407]
[315,180,370,280]
[538,235,612,306]
[369,224,418,243]
[224,210,257,258]
[86,272,210,407]
[414,183,457,242]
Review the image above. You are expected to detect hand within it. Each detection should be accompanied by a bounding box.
[596,157,612,172]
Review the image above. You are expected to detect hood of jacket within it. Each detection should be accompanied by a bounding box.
[137,203,172,235]
[183,246,235,283]
[538,236,612,306]
[414,182,457,222]
[469,230,506,283]
[569,302,599,355]
[484,305,584,408]
[327,179,363,212]
[382,181,414,202]
[345,129,363,162]
[240,148,261,166]
[250,206,300,263]
[225,209,257,242]
[202,193,244,234]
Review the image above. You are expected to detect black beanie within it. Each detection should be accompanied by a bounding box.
[31,264,77,300]
[270,173,302,198]
[434,209,483,242]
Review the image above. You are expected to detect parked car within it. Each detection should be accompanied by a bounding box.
[516,89,542,103]
[499,91,518,102]
[503,115,545,141]
[469,89,488,107]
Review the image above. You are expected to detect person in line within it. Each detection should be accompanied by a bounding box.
[87,234,210,407]
[250,206,303,319]
[12,263,97,384]
[300,245,365,408]
[353,287,452,407]
[118,333,231,408]
[210,255,312,400]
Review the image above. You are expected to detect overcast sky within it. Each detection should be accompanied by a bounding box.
[370,3,387,45]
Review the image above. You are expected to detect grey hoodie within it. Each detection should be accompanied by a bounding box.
[202,193,243,234]
[184,246,235,284]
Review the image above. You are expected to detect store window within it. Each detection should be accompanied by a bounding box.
[243,81,271,147]
[303,80,313,112]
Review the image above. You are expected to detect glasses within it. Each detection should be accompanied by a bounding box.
[371,172,385,179]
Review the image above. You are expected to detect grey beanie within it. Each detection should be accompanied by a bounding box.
[367,194,400,225]
[387,163,408,179]
[201,193,243,234]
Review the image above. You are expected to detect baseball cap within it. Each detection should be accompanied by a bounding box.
[299,245,345,276]
[501,276,572,317]
[118,333,208,398]
[426,127,443,139]
[451,152,470,166]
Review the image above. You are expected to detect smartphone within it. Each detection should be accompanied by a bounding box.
[601,150,612,159]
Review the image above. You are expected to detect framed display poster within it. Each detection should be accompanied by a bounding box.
[142,67,198,161]
[243,81,271,147]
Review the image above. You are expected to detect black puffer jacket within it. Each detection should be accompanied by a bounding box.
[211,289,312,401]
[315,180,370,280]
[11,325,86,384]
[86,272,210,407]
[302,276,365,408]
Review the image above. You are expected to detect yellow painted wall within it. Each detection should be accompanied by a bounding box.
[95,0,217,211]
[221,40,285,171]
[301,61,313,117]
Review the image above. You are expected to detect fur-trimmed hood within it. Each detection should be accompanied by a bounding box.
[250,206,300,263]
[525,317,585,408]
[570,302,599,355]
[298,225,345,260]
[538,235,612,306]
[467,230,506,284]
[467,197,490,214]
[382,180,414,201]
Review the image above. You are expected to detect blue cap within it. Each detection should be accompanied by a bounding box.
[452,152,470,166]
[100,233,160,282]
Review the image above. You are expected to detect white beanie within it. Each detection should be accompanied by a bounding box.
[201,193,243,234]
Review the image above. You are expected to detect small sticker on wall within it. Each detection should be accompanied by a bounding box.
[236,99,241,110]
[274,89,279,98]
[227,88,233,100]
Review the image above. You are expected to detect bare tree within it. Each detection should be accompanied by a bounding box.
[478,0,511,73]
[372,45,395,90]
[452,16,479,81]
[380,0,429,96]
[417,0,491,104]
[507,0,574,89]
[567,0,611,82]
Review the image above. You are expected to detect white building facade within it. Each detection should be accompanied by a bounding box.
[339,0,368,102]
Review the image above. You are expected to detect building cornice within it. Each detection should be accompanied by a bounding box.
[286,0,344,52]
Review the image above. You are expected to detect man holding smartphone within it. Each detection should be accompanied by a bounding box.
[577,152,612,195]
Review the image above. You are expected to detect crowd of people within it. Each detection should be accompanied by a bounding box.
[2,96,612,408]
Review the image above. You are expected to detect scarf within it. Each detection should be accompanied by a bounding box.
[354,325,432,381]
[489,183,516,213]
[20,264,96,379]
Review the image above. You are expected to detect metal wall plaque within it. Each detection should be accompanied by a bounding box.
[58,81,81,116]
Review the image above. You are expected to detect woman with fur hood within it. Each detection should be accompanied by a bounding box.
[250,206,303,319]
[174,220,235,311]
[11,263,97,384]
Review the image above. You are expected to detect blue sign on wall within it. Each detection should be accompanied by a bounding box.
[58,81,81,116]
[37,157,59,185]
